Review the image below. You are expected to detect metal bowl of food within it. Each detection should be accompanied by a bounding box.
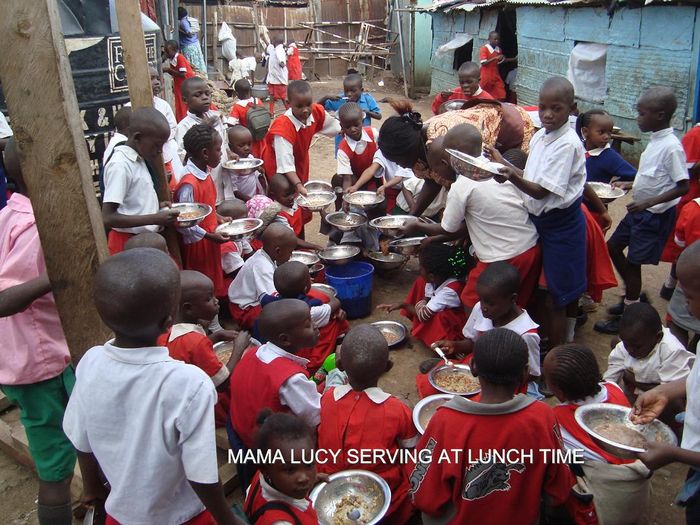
[305,180,334,193]
[367,251,408,272]
[297,191,336,212]
[169,203,213,228]
[369,215,418,238]
[309,262,325,279]
[388,237,425,257]
[441,99,468,112]
[215,218,264,241]
[343,191,385,209]
[318,245,360,266]
[325,211,368,232]
[428,363,481,396]
[290,250,320,267]
[575,403,678,459]
[371,321,407,348]
[311,283,337,298]
[413,394,453,434]
[213,341,234,365]
[222,157,264,174]
[310,469,391,525]
[446,148,505,182]
[588,182,626,203]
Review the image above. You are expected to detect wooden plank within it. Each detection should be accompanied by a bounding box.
[0,0,112,363]
[0,392,14,412]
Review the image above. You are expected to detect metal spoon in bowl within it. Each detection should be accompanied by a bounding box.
[432,346,453,367]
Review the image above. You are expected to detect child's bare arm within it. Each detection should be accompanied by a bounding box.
[0,273,51,318]
[189,481,244,525]
[226,331,251,373]
[583,184,612,231]
[401,187,415,209]
[102,202,179,229]
[376,302,406,313]
[297,238,323,251]
[77,451,109,506]
[281,171,308,196]
[627,180,690,214]
[347,163,381,193]
[377,176,404,194]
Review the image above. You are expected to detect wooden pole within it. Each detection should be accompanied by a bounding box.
[115,0,181,263]
[0,0,111,361]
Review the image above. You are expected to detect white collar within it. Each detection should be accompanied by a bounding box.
[344,129,372,152]
[185,159,209,181]
[186,110,218,124]
[115,144,141,162]
[258,472,310,512]
[170,52,180,65]
[586,144,610,157]
[258,341,310,367]
[332,385,391,404]
[236,97,256,107]
[650,128,674,140]
[486,43,499,54]
[425,277,458,296]
[473,304,539,334]
[168,323,207,342]
[473,86,483,96]
[103,342,173,365]
[285,108,315,131]
[561,382,610,406]
[542,123,571,145]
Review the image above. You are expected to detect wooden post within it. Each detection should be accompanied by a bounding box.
[0,0,111,361]
[115,0,181,263]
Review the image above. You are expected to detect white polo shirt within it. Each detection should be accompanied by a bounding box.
[336,128,379,176]
[228,248,276,307]
[372,149,413,187]
[683,358,700,452]
[267,44,288,85]
[102,145,160,234]
[633,128,688,214]
[441,176,538,263]
[521,124,586,216]
[63,343,218,525]
[273,108,341,173]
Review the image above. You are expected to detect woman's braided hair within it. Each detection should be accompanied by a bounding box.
[182,123,217,164]
[377,99,423,163]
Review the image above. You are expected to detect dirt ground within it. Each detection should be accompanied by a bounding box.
[0,78,688,523]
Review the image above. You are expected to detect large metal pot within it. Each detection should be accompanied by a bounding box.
[251,84,269,100]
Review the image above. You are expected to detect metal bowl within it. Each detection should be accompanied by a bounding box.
[575,403,678,459]
[318,245,360,265]
[213,341,234,365]
[309,262,325,278]
[343,191,385,209]
[215,218,264,241]
[222,158,264,174]
[290,250,320,267]
[310,469,391,525]
[446,148,504,181]
[588,182,626,203]
[441,99,468,112]
[169,203,213,228]
[371,321,407,348]
[311,283,337,298]
[297,191,336,212]
[413,394,453,434]
[367,251,408,271]
[428,363,481,396]
[325,211,368,232]
[388,237,425,257]
[305,180,334,193]
[369,215,418,238]
[251,84,270,100]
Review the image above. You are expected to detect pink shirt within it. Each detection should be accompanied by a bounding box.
[0,193,70,385]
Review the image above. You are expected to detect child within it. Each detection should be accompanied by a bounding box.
[395,175,447,219]
[163,39,196,122]
[228,222,297,329]
[217,199,253,282]
[488,77,587,348]
[286,39,303,81]
[260,261,348,371]
[544,344,652,525]
[103,106,131,164]
[431,61,494,115]
[576,109,636,184]
[603,303,694,400]
[148,65,183,184]
[410,328,574,524]
[268,173,324,251]
[124,231,169,253]
[230,299,321,449]
[596,87,690,334]
[318,325,417,524]
[158,270,250,426]
[243,413,320,524]
[266,36,289,114]
[102,107,180,254]
[0,138,78,525]
[479,31,510,101]
[377,243,468,348]
[63,248,242,525]
[176,124,230,298]
[336,102,380,193]
[222,125,266,202]
[227,78,267,159]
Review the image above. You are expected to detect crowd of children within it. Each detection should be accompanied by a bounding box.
[6,34,700,525]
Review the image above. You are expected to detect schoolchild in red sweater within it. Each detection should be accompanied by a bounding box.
[318,325,418,524]
[228,79,267,159]
[268,173,323,251]
[431,61,494,115]
[410,329,575,524]
[244,413,321,525]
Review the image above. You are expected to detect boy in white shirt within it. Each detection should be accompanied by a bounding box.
[266,36,289,114]
[102,107,130,165]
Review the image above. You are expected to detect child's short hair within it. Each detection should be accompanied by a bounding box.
[473,328,528,387]
[344,73,363,87]
[378,99,423,163]
[273,261,309,298]
[338,101,363,122]
[419,243,469,281]
[217,198,247,220]
[575,109,610,139]
[457,61,480,76]
[268,172,294,198]
[227,124,252,142]
[183,124,218,161]
[233,78,252,96]
[501,149,528,170]
[124,232,168,253]
[254,411,314,451]
[546,344,601,401]
[181,76,207,98]
[114,107,132,135]
[287,80,312,100]
[340,325,389,384]
[165,39,179,51]
[639,86,677,119]
[442,123,483,158]
[540,77,575,106]
[476,261,520,297]
[619,302,662,335]
[257,298,309,343]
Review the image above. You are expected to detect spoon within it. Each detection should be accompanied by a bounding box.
[432,346,453,367]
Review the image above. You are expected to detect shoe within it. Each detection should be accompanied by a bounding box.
[576,310,588,328]
[419,358,441,374]
[607,302,625,316]
[594,317,621,335]
[660,285,675,301]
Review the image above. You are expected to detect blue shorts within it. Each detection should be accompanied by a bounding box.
[609,208,676,265]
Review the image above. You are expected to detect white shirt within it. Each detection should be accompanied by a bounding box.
[372,149,414,186]
[336,128,378,176]
[273,108,341,173]
[103,132,128,164]
[125,97,180,170]
[441,176,538,262]
[226,97,260,125]
[221,154,263,200]
[102,145,160,234]
[522,124,587,215]
[168,323,230,386]
[241,56,257,75]
[221,240,252,274]
[310,303,332,328]
[267,44,288,85]
[632,128,688,214]
[63,343,218,525]
[683,359,700,452]
[0,111,12,138]
[424,278,462,312]
[256,342,321,428]
[603,328,695,394]
[397,177,447,216]
[463,302,541,376]
[228,248,276,307]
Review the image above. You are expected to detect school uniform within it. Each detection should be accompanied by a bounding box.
[318,385,419,524]
[103,132,128,165]
[221,153,264,201]
[337,128,379,190]
[176,160,226,297]
[667,198,700,333]
[479,43,506,100]
[582,204,618,302]
[372,149,414,213]
[286,42,303,81]
[63,342,219,524]
[610,128,688,265]
[230,342,320,448]
[402,276,467,348]
[678,350,700,517]
[396,176,447,218]
[221,238,252,278]
[102,145,161,254]
[431,86,494,115]
[267,44,288,99]
[228,248,276,329]
[170,52,196,122]
[228,97,267,159]
[244,471,319,525]
[603,327,695,395]
[410,395,574,525]
[584,144,637,183]
[522,124,587,307]
[277,201,305,237]
[324,92,381,128]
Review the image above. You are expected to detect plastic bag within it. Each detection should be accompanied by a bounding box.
[219,22,237,61]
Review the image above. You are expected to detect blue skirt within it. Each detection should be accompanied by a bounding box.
[530,197,587,307]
